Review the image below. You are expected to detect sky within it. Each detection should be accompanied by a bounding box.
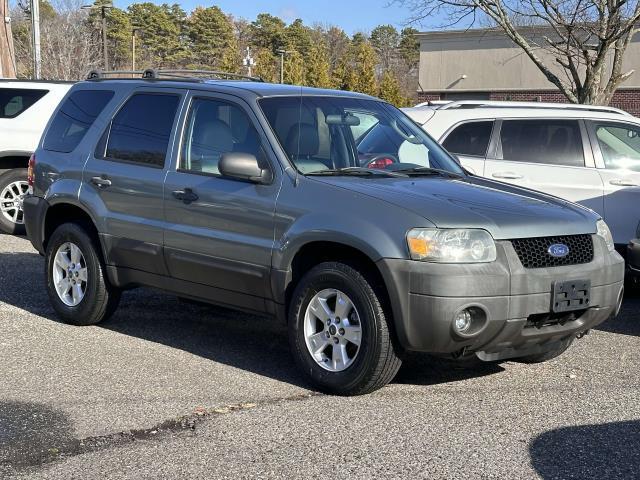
[113,0,433,34]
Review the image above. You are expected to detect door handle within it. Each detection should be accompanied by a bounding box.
[91,175,112,188]
[609,179,639,187]
[44,172,59,180]
[172,188,199,204]
[492,172,523,180]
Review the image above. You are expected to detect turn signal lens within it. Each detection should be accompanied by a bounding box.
[596,219,615,252]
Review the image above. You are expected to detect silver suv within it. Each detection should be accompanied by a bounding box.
[24,71,625,395]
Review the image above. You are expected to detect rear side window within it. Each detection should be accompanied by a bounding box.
[102,93,179,168]
[0,88,48,118]
[43,90,114,153]
[499,119,584,167]
[442,121,493,157]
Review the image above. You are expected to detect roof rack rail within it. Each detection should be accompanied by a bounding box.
[86,69,263,82]
[433,100,631,116]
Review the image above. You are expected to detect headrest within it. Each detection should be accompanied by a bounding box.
[285,123,319,157]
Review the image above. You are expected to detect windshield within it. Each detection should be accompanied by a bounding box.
[259,96,464,176]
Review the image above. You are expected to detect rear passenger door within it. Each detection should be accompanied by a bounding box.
[82,88,184,274]
[440,120,494,175]
[162,92,280,310]
[484,118,605,216]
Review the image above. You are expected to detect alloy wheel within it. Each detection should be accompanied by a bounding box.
[0,180,28,225]
[52,242,89,307]
[303,288,362,372]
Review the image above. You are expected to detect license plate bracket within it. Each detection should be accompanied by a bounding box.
[552,279,591,313]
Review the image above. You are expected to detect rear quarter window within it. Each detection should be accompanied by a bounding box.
[0,88,48,118]
[43,89,115,153]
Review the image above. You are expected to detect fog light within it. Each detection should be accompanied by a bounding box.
[454,309,472,332]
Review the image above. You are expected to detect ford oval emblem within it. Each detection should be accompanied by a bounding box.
[548,243,570,258]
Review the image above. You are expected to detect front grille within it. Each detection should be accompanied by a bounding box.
[511,234,594,268]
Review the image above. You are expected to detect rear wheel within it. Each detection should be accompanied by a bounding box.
[0,169,29,235]
[516,338,573,363]
[45,223,120,325]
[289,261,401,395]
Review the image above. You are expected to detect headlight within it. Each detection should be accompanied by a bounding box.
[407,228,497,263]
[596,219,615,252]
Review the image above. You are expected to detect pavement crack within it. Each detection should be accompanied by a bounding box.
[2,392,321,473]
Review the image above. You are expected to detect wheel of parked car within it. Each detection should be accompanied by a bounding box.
[0,169,29,235]
[288,261,402,395]
[515,338,574,364]
[45,223,120,326]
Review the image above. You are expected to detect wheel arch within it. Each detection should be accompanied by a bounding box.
[0,152,31,174]
[276,239,396,331]
[43,202,103,260]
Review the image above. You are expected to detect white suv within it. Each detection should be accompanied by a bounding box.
[404,100,640,250]
[0,80,72,234]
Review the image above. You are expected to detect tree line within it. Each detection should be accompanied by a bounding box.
[11,0,420,106]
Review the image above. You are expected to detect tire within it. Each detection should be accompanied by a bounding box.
[516,337,573,364]
[45,222,120,325]
[0,169,28,235]
[288,261,402,395]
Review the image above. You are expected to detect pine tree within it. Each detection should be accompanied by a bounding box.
[379,70,405,106]
[105,7,132,70]
[253,47,277,82]
[188,6,238,71]
[305,41,332,88]
[352,39,377,96]
[284,50,305,85]
[127,2,188,68]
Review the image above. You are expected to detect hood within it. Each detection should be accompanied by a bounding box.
[312,175,598,240]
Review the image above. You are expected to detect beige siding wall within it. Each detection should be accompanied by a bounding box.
[418,29,640,92]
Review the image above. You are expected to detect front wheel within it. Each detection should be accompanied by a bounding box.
[288,262,402,395]
[45,223,120,325]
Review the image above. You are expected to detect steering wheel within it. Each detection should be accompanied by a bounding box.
[362,154,399,169]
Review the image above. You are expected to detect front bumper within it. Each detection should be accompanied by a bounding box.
[377,235,625,360]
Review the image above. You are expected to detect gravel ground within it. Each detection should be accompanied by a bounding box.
[0,234,638,479]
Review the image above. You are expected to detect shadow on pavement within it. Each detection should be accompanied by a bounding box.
[1,251,505,390]
[530,420,640,479]
[0,401,75,472]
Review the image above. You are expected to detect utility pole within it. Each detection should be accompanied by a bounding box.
[131,28,140,71]
[276,49,292,84]
[0,0,17,78]
[82,2,112,71]
[101,5,107,70]
[31,0,41,79]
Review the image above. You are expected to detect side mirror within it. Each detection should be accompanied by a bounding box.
[219,153,272,184]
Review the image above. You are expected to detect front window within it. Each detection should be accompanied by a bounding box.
[595,123,640,172]
[259,96,463,175]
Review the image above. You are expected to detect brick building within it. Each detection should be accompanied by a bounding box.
[416,27,640,116]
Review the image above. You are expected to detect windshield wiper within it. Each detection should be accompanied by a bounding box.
[306,167,407,178]
[390,166,464,178]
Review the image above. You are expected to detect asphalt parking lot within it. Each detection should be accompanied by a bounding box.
[1,233,639,479]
